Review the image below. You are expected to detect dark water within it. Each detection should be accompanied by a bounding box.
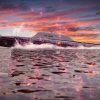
[0,49,100,100]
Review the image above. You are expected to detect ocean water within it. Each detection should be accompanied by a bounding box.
[0,47,100,100]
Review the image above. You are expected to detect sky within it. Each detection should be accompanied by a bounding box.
[0,0,100,44]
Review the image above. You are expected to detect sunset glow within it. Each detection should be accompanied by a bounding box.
[0,0,100,44]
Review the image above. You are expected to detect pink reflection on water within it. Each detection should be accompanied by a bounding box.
[72,75,84,100]
[72,75,83,92]
[76,52,86,62]
[33,68,42,78]
[20,76,38,86]
[86,61,96,67]
[7,62,16,73]
[85,70,98,77]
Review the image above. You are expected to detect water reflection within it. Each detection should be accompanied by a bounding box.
[0,49,100,100]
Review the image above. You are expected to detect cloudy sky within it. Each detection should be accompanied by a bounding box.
[0,0,100,44]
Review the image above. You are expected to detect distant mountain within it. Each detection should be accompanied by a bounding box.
[31,32,75,46]
[32,32,72,41]
[31,32,100,47]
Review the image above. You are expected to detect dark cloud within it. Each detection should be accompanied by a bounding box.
[45,6,57,13]
[0,0,35,11]
[96,10,100,15]
[68,26,100,32]
[63,0,100,5]
[0,0,99,14]
[69,33,100,39]
[68,27,79,32]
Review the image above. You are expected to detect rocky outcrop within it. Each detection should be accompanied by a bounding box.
[0,36,30,47]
